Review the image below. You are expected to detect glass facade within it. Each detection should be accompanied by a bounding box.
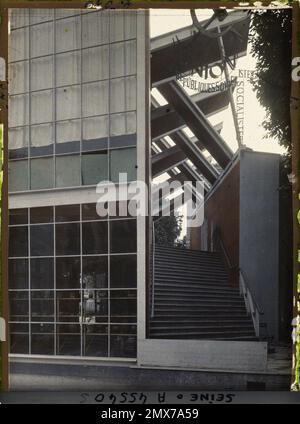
[8,9,137,192]
[8,9,141,359]
[9,205,137,358]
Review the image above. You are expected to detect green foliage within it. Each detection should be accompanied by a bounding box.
[154,215,183,247]
[249,9,292,153]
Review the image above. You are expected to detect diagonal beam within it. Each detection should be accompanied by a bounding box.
[152,147,186,177]
[171,131,218,183]
[151,90,229,140]
[159,81,233,168]
[151,13,250,85]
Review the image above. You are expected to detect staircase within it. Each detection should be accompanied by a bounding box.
[150,245,257,340]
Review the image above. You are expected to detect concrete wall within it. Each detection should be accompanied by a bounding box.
[239,150,280,341]
[190,159,240,285]
[138,339,268,372]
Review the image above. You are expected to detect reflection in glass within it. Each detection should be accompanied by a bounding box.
[30,206,53,224]
[55,204,80,222]
[110,219,136,253]
[56,257,80,289]
[9,160,29,192]
[57,324,81,356]
[31,258,54,290]
[83,324,108,357]
[82,151,108,185]
[30,224,54,256]
[9,226,28,257]
[82,256,108,289]
[56,223,80,255]
[30,157,54,190]
[10,323,29,354]
[31,323,54,355]
[110,255,136,288]
[56,291,80,323]
[9,291,29,322]
[9,259,28,289]
[31,290,54,322]
[82,221,108,254]
[9,208,28,225]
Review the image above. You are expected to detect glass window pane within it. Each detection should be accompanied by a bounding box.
[110,147,136,182]
[30,206,53,224]
[82,12,109,48]
[30,22,54,57]
[31,56,53,91]
[82,81,108,117]
[30,224,54,256]
[9,208,28,225]
[9,127,29,159]
[30,157,54,190]
[55,16,81,53]
[110,76,136,114]
[30,9,54,25]
[10,291,29,322]
[82,290,108,322]
[82,151,108,185]
[110,255,136,288]
[31,258,54,289]
[57,324,81,356]
[9,160,29,192]
[56,223,80,255]
[9,259,28,289]
[56,257,80,289]
[110,40,136,78]
[9,61,29,95]
[82,116,108,151]
[31,290,54,322]
[31,123,54,156]
[10,28,29,61]
[56,119,80,154]
[110,334,137,358]
[110,290,137,323]
[110,219,136,253]
[56,293,80,323]
[110,112,136,137]
[82,221,108,255]
[31,90,53,124]
[56,86,80,121]
[56,155,80,188]
[82,256,108,289]
[56,50,80,87]
[55,204,80,222]
[9,94,29,127]
[31,324,54,355]
[82,45,109,83]
[110,11,137,43]
[9,226,28,257]
[10,323,29,354]
[83,324,108,357]
[10,9,29,30]
[82,203,103,221]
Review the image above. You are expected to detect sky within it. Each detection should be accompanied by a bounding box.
[150,9,287,156]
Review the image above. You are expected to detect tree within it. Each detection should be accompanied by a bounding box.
[249,9,292,154]
[154,215,183,247]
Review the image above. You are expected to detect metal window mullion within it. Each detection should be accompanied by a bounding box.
[27,208,31,354]
[107,10,112,358]
[80,203,84,357]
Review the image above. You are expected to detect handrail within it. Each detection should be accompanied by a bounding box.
[151,220,155,318]
[239,269,264,338]
[213,227,264,338]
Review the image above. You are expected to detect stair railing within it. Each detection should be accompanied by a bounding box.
[151,220,156,318]
[213,227,264,338]
[239,269,264,338]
